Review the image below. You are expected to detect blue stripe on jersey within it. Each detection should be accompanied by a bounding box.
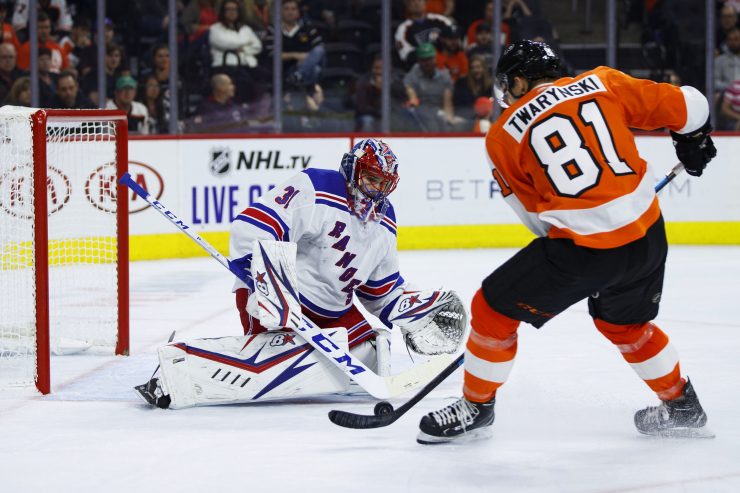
[384,202,396,223]
[356,274,404,301]
[300,294,350,319]
[303,168,349,198]
[234,215,280,241]
[364,272,399,288]
[252,202,290,241]
[316,198,349,212]
[380,220,396,236]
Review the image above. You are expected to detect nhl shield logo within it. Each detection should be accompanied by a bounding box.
[210,147,231,176]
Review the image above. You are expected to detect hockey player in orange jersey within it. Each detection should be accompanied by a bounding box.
[417,40,717,444]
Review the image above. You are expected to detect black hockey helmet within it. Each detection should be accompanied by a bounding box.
[494,40,561,107]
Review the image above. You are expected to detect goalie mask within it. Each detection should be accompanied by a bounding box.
[340,138,400,223]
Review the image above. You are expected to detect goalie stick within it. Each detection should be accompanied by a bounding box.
[119,172,455,400]
[327,164,686,429]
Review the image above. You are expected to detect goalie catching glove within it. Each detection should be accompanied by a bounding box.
[385,290,468,355]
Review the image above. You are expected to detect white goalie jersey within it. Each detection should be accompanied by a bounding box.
[230,168,406,326]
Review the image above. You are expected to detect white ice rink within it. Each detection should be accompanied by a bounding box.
[1,247,739,493]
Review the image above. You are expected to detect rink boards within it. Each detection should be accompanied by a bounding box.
[125,134,740,260]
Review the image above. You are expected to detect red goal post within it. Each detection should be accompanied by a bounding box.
[0,107,129,394]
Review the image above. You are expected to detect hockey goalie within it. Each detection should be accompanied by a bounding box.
[136,138,467,409]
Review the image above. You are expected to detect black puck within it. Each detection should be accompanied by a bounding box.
[374,401,394,416]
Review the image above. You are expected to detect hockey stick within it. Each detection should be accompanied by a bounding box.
[655,163,684,193]
[327,164,687,429]
[119,172,455,400]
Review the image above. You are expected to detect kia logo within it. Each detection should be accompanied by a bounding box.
[85,162,118,213]
[0,164,72,219]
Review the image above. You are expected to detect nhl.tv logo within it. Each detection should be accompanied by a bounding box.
[210,147,231,176]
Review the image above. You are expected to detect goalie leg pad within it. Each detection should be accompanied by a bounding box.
[158,329,351,409]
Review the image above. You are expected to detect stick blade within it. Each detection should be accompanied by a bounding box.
[328,409,396,429]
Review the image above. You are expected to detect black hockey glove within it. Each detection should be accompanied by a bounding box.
[670,119,717,177]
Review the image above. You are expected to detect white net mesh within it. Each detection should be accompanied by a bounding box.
[0,108,121,389]
[0,108,37,388]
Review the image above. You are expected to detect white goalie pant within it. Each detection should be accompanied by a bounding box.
[157,327,378,409]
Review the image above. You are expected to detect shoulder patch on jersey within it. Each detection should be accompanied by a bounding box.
[303,168,350,212]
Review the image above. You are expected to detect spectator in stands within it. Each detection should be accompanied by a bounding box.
[37,47,58,106]
[354,54,383,132]
[52,70,93,109]
[210,0,262,69]
[354,54,409,132]
[106,75,150,135]
[395,0,454,69]
[60,17,93,74]
[17,12,68,73]
[721,79,740,130]
[403,42,462,131]
[466,23,494,68]
[199,72,239,114]
[189,72,255,133]
[425,0,455,17]
[0,2,20,53]
[182,0,219,42]
[281,0,325,88]
[466,1,510,48]
[715,27,740,95]
[139,74,165,135]
[81,43,128,105]
[13,0,73,40]
[436,25,467,82]
[503,0,533,21]
[3,75,31,106]
[0,42,23,103]
[141,43,176,131]
[453,54,492,122]
[718,3,740,55]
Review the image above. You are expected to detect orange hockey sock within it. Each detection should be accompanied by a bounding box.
[594,319,685,400]
[463,289,521,403]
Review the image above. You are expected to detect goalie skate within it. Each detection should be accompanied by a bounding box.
[634,378,714,439]
[417,396,495,445]
[134,378,171,409]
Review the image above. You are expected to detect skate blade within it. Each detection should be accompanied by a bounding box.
[416,427,493,445]
[133,384,157,407]
[640,427,716,439]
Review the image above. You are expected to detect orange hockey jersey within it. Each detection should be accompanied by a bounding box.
[486,66,709,248]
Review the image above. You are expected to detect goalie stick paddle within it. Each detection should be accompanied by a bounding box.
[119,172,454,400]
[327,162,686,429]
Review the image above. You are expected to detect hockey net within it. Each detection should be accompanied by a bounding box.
[0,107,129,394]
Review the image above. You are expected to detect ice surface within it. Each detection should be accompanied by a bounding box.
[1,247,739,493]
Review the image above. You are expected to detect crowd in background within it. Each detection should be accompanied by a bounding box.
[0,0,735,134]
